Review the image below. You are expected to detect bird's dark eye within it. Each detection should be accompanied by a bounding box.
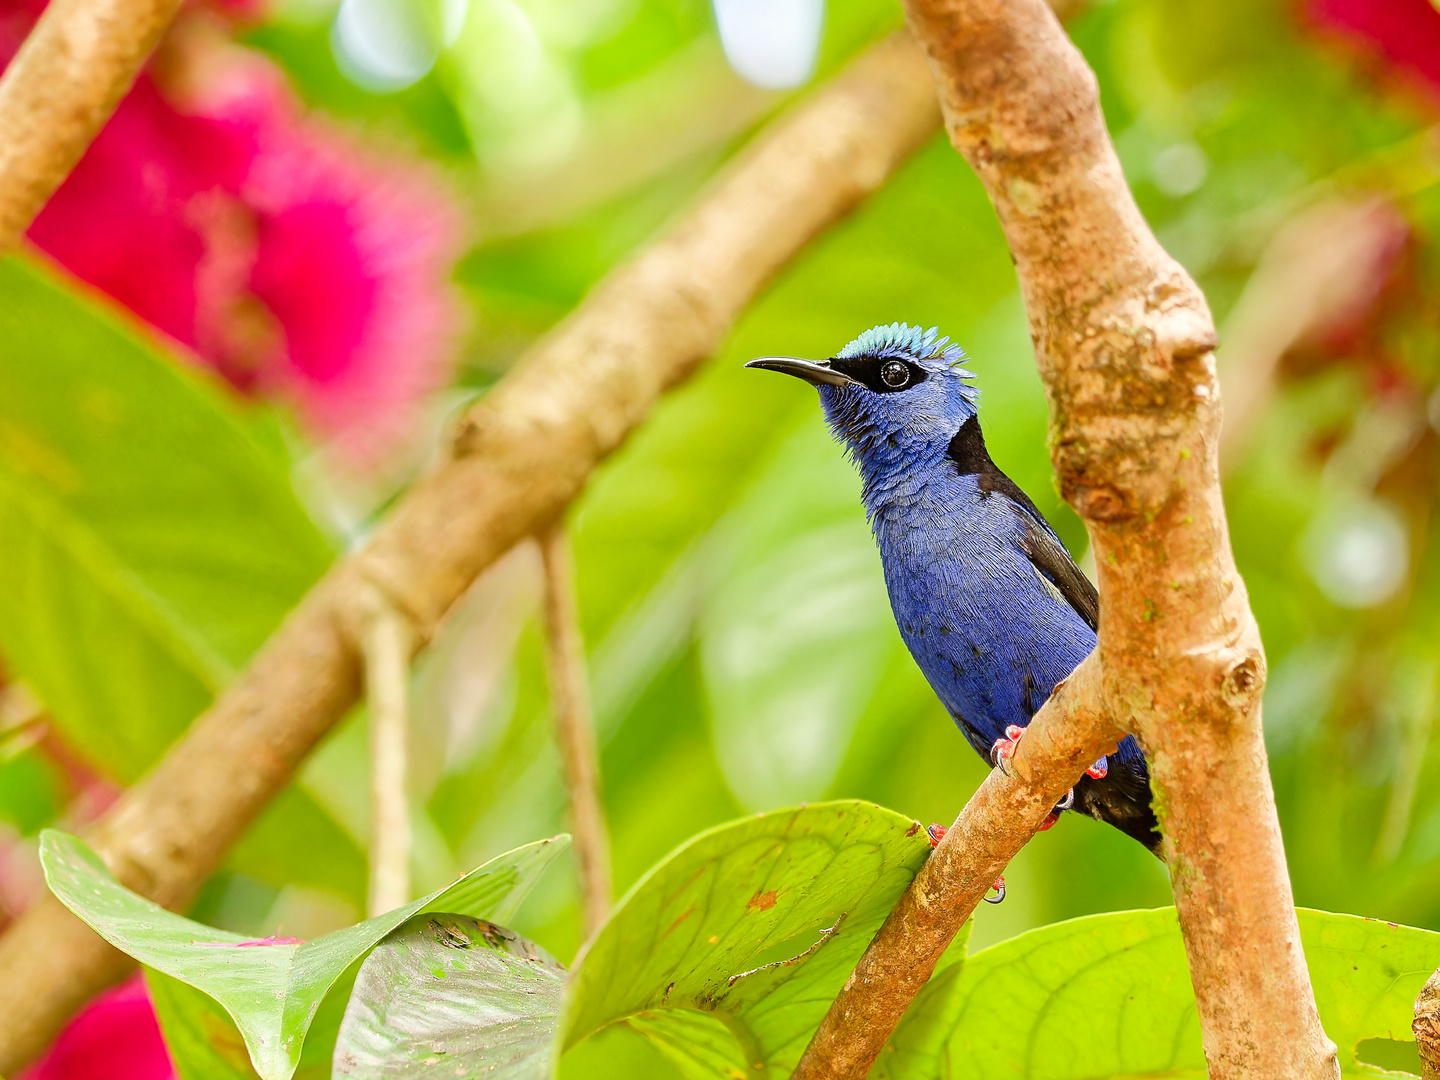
[881,361,909,388]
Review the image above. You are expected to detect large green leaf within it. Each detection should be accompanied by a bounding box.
[40,829,568,1080]
[147,971,263,1080]
[0,253,334,780]
[556,800,932,1076]
[333,913,565,1078]
[879,906,1440,1079]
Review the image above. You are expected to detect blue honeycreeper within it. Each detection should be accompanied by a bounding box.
[748,323,1160,853]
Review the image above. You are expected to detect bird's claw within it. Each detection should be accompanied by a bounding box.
[989,724,1025,774]
[1086,756,1108,779]
[927,823,948,847]
[1036,787,1074,833]
[984,876,1006,904]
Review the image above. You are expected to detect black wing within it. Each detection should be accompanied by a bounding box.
[947,415,1099,632]
[1017,515,1099,632]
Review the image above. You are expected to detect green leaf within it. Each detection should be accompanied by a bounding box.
[557,800,932,1077]
[878,907,1440,1079]
[40,829,568,1080]
[0,253,334,781]
[1303,909,1439,1072]
[333,913,565,1078]
[147,970,263,1080]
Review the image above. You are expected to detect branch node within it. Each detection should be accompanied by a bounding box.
[1073,483,1135,523]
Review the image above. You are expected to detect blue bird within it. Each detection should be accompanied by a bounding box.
[748,324,1160,854]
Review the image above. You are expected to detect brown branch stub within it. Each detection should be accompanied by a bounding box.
[361,589,415,918]
[539,525,613,938]
[793,661,1118,1080]
[1417,968,1440,1080]
[0,35,941,1072]
[0,0,184,250]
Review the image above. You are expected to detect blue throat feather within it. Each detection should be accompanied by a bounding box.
[748,324,1160,852]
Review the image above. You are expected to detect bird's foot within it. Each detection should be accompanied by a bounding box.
[1086,756,1108,779]
[926,825,1005,902]
[989,724,1026,774]
[1037,788,1074,832]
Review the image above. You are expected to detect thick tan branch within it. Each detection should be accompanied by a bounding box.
[539,526,612,938]
[0,0,183,249]
[801,0,1338,1076]
[362,592,415,917]
[0,33,941,1071]
[793,660,1118,1080]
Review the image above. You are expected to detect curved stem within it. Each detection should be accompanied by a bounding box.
[362,593,414,917]
[539,526,612,938]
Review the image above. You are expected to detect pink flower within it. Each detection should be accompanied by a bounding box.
[4,4,465,460]
[19,975,176,1080]
[1307,0,1440,104]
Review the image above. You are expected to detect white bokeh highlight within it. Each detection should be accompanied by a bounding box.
[1303,497,1409,609]
[332,0,469,92]
[712,0,825,90]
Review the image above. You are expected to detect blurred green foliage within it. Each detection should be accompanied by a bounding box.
[5,0,1440,1065]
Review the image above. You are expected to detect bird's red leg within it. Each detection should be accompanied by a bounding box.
[990,724,1026,771]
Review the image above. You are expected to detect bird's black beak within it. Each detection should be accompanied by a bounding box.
[745,356,857,387]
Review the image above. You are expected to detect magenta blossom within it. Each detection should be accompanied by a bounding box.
[5,4,465,460]
[1307,0,1440,104]
[19,975,176,1080]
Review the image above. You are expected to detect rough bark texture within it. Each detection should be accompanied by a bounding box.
[1418,968,1440,1080]
[796,1,1341,1077]
[795,660,1119,1079]
[539,525,613,939]
[362,593,416,917]
[0,0,183,249]
[0,33,941,1072]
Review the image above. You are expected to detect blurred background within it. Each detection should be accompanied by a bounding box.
[4,0,1440,1062]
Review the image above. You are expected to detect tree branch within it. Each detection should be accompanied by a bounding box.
[1418,967,1440,1080]
[361,591,415,917]
[0,0,183,250]
[794,659,1118,1079]
[539,525,612,939]
[0,33,942,1071]
[796,0,1340,1076]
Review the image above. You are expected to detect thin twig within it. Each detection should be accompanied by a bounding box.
[794,661,1117,1079]
[796,0,1340,1075]
[0,33,941,1071]
[538,526,612,938]
[0,0,184,250]
[361,592,415,917]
